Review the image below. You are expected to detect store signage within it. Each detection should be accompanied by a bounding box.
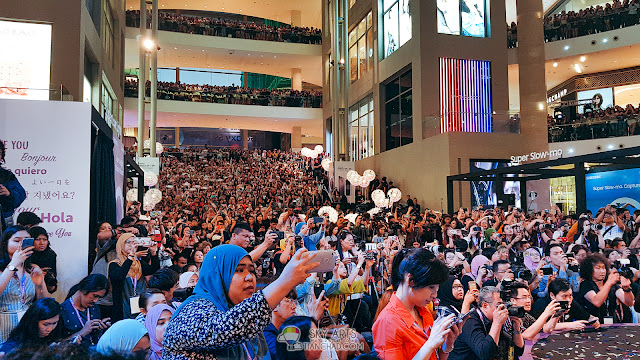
[547,89,567,104]
[0,99,91,301]
[510,149,563,164]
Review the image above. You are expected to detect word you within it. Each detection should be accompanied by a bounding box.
[510,149,563,164]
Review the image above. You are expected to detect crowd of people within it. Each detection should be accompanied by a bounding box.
[506,0,640,47]
[5,144,640,359]
[126,10,322,45]
[124,79,323,109]
[547,103,640,142]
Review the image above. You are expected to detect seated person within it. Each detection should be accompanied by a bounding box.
[532,278,600,331]
[576,253,634,322]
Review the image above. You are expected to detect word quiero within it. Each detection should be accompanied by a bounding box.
[510,149,563,164]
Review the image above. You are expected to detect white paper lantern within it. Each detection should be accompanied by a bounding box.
[143,202,154,211]
[360,179,371,188]
[321,158,333,171]
[314,145,324,154]
[146,188,163,204]
[126,189,138,202]
[379,198,390,208]
[155,142,164,155]
[371,190,385,203]
[363,169,376,181]
[346,170,358,183]
[344,213,358,224]
[318,206,338,223]
[310,151,319,159]
[368,207,381,216]
[144,172,158,187]
[388,188,402,203]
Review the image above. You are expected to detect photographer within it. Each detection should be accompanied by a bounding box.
[536,243,580,298]
[532,279,601,332]
[577,253,634,322]
[575,217,605,252]
[449,286,523,360]
[594,205,626,241]
[502,281,562,340]
[483,260,513,287]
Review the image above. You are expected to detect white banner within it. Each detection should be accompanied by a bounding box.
[113,133,125,223]
[0,99,91,301]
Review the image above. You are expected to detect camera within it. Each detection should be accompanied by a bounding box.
[173,286,195,302]
[590,224,603,231]
[555,300,570,317]
[613,258,634,279]
[449,264,464,278]
[472,226,482,232]
[512,265,534,283]
[500,280,526,318]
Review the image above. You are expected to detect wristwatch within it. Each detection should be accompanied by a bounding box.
[7,265,18,272]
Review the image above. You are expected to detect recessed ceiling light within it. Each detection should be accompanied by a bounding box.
[580,56,586,62]
[602,38,608,43]
[574,64,582,73]
[552,62,558,67]
[174,47,177,50]
[563,45,570,51]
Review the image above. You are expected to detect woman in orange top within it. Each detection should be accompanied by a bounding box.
[373,248,463,360]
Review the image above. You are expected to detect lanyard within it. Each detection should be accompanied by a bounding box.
[71,301,90,327]
[13,273,27,305]
[132,276,138,296]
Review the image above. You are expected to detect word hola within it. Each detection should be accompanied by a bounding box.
[40,212,74,223]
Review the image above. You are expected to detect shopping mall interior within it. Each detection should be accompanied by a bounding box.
[3,0,640,357]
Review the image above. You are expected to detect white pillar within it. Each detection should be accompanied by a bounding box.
[291,68,302,91]
[136,0,147,158]
[149,0,158,157]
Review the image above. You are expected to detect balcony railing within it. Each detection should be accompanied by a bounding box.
[0,85,73,101]
[548,114,640,142]
[507,5,640,47]
[124,81,322,108]
[126,10,322,45]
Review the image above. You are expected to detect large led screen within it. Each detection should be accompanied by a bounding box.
[440,58,493,133]
[586,168,640,213]
[437,0,488,37]
[470,161,521,209]
[383,0,412,57]
[577,88,614,114]
[0,20,52,100]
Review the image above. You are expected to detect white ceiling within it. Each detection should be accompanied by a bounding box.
[126,0,322,29]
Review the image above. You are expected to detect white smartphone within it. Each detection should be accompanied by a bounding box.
[309,250,337,273]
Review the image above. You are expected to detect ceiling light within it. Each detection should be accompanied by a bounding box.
[538,102,545,110]
[142,38,155,51]
[563,45,570,51]
[602,38,608,43]
[552,62,558,67]
[573,64,582,73]
[608,144,615,150]
[580,56,586,62]
[568,148,574,153]
[174,47,177,50]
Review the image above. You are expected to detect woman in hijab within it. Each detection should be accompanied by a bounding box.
[96,319,150,355]
[108,233,160,321]
[24,226,57,282]
[460,255,492,292]
[145,304,174,360]
[178,271,198,289]
[436,276,479,314]
[163,244,318,360]
[524,247,542,273]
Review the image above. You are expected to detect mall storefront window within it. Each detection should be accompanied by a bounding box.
[349,94,374,160]
[384,69,412,151]
[348,12,373,82]
[383,0,412,57]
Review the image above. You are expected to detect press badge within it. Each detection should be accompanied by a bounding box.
[130,296,141,314]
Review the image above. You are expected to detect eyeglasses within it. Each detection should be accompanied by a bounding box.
[452,285,463,290]
[516,296,533,301]
[282,298,297,306]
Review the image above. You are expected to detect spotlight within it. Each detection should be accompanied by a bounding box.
[607,144,614,150]
[564,45,570,51]
[580,56,586,62]
[602,38,608,43]
[568,148,574,154]
[553,62,558,67]
[142,38,155,51]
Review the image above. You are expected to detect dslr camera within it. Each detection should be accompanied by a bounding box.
[512,264,534,283]
[500,280,526,318]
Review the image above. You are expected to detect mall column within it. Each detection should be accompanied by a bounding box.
[136,0,147,158]
[290,10,301,27]
[149,0,158,157]
[292,126,302,151]
[242,130,249,150]
[516,0,548,150]
[291,68,302,91]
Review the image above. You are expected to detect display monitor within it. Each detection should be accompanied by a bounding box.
[585,168,640,213]
[470,160,521,209]
[577,88,614,114]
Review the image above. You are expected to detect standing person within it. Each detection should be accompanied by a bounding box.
[162,244,319,360]
[0,140,26,231]
[108,233,160,321]
[0,298,63,353]
[448,286,521,360]
[60,274,111,346]
[373,248,462,360]
[144,304,175,360]
[0,226,50,343]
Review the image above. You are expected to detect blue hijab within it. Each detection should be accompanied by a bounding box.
[192,244,250,311]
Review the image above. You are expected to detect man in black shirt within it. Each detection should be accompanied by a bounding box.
[532,278,601,331]
[449,286,522,360]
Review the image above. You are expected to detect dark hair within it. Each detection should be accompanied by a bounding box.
[548,278,571,296]
[5,298,63,348]
[138,289,166,311]
[232,222,253,235]
[148,268,179,291]
[506,281,529,300]
[120,216,136,227]
[0,225,28,270]
[611,238,625,249]
[544,243,563,257]
[16,212,42,227]
[66,274,110,300]
[28,226,48,240]
[0,139,4,164]
[482,247,497,260]
[492,260,510,273]
[579,253,609,281]
[391,248,449,290]
[276,316,317,360]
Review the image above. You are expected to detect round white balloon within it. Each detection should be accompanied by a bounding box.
[144,172,158,187]
[126,189,138,202]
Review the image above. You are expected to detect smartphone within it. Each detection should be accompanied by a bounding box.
[274,231,285,241]
[587,318,598,325]
[468,281,477,291]
[313,283,324,299]
[445,310,473,330]
[309,250,337,273]
[21,238,34,250]
[542,268,554,276]
[565,252,575,259]
[313,217,324,224]
[188,230,195,235]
